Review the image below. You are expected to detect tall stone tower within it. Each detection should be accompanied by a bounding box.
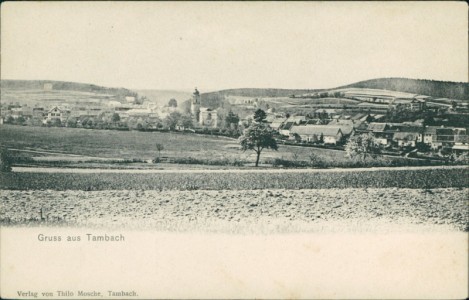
[191,88,201,117]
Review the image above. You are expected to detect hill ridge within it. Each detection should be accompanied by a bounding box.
[1,79,137,98]
[200,78,468,100]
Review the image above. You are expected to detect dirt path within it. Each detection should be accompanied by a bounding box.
[9,148,121,161]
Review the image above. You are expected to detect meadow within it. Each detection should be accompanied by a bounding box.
[0,124,351,165]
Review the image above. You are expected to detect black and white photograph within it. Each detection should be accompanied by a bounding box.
[1,1,468,299]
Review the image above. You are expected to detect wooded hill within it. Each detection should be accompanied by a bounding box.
[201,78,469,101]
[194,78,469,109]
[335,78,469,100]
[1,80,138,98]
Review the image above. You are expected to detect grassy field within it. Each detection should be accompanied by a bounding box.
[1,168,467,190]
[0,124,350,165]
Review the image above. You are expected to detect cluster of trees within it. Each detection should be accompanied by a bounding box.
[344,133,382,161]
[3,115,27,125]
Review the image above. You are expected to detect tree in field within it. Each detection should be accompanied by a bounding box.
[5,116,14,124]
[67,118,78,128]
[17,116,26,125]
[345,133,382,161]
[318,133,324,144]
[155,143,164,162]
[168,98,178,107]
[253,109,267,123]
[238,122,278,167]
[111,113,120,123]
[225,110,240,129]
[178,115,194,129]
[164,111,182,130]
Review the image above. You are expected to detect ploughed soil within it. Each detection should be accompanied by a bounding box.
[1,188,467,232]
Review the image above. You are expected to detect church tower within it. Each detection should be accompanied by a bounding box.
[191,87,201,119]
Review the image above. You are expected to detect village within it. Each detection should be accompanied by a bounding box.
[1,82,468,161]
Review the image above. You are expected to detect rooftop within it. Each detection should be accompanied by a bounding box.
[291,125,342,136]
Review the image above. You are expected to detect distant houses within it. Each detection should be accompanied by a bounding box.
[1,83,467,157]
[290,125,344,145]
[258,109,468,154]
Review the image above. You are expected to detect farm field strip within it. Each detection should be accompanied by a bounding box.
[1,167,467,190]
[1,188,467,232]
[11,165,468,173]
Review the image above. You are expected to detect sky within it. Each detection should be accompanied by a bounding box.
[1,1,468,91]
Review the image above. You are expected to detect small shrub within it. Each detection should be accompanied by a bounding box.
[0,148,13,172]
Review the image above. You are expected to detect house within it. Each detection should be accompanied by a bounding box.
[127,108,152,117]
[306,119,325,125]
[264,114,277,123]
[315,108,339,119]
[290,125,343,145]
[326,119,356,135]
[351,113,366,121]
[107,101,122,108]
[10,107,23,119]
[279,122,295,136]
[199,107,218,127]
[427,127,455,149]
[20,107,33,119]
[433,128,468,152]
[388,97,427,111]
[286,115,306,125]
[43,106,66,124]
[366,123,391,145]
[125,96,136,103]
[269,117,287,131]
[453,132,469,153]
[420,126,438,145]
[32,107,45,118]
[393,132,419,147]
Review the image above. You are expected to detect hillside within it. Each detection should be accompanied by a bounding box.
[1,80,137,98]
[335,78,469,100]
[135,89,193,106]
[196,88,322,109]
[190,78,469,110]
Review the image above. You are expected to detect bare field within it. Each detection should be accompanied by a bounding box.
[1,188,467,232]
